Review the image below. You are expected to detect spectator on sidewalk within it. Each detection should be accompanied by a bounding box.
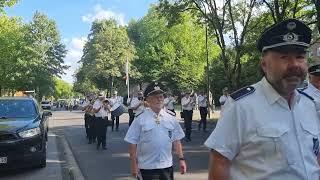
[124,82,186,180]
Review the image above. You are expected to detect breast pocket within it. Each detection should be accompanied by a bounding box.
[161,123,175,142]
[141,124,156,143]
[301,122,320,157]
[256,127,295,165]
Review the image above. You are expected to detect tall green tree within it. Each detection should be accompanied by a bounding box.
[0,15,24,96]
[0,0,17,13]
[158,0,265,89]
[54,78,73,99]
[127,8,219,91]
[76,19,136,95]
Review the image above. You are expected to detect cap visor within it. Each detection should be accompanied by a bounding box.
[266,45,308,53]
[147,90,164,97]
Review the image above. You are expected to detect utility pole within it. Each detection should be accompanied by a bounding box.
[206,25,211,118]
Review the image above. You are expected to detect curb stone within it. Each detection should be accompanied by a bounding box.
[56,133,85,180]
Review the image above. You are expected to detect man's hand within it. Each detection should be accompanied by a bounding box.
[130,158,138,177]
[179,159,187,174]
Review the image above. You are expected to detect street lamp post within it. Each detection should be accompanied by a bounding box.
[205,25,211,118]
[196,0,211,117]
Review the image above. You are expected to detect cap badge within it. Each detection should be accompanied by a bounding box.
[283,33,298,42]
[154,86,160,90]
[287,22,296,30]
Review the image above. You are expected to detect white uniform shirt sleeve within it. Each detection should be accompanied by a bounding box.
[81,101,89,108]
[204,102,243,160]
[181,97,189,106]
[93,101,100,110]
[124,117,141,144]
[172,119,185,141]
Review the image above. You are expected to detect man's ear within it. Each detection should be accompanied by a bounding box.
[260,58,267,74]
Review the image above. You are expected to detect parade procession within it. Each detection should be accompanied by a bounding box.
[1,0,320,180]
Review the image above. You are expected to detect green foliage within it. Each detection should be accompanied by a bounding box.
[75,19,136,95]
[127,8,219,92]
[0,12,67,99]
[54,77,73,99]
[0,0,17,13]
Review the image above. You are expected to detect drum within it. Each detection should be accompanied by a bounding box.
[111,105,125,117]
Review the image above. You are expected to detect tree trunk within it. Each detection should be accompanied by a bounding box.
[315,0,320,34]
[109,76,114,94]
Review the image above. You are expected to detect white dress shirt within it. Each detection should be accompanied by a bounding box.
[205,77,320,180]
[181,97,194,111]
[109,96,123,111]
[124,108,185,169]
[197,95,207,107]
[304,83,320,102]
[164,97,175,110]
[93,99,104,117]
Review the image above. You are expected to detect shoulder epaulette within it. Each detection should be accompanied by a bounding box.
[166,109,176,116]
[298,89,314,101]
[135,110,144,117]
[230,86,255,101]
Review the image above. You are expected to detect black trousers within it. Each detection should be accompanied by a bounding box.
[95,117,107,147]
[140,166,173,180]
[84,113,90,138]
[111,114,119,131]
[128,109,135,126]
[199,107,208,131]
[183,110,193,140]
[86,115,96,142]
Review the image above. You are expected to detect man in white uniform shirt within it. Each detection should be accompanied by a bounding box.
[304,61,320,101]
[124,82,186,180]
[205,19,320,180]
[131,91,145,118]
[109,91,123,131]
[127,93,136,126]
[164,93,176,115]
[197,91,208,132]
[81,95,95,144]
[218,87,229,112]
[181,91,195,142]
[93,92,108,150]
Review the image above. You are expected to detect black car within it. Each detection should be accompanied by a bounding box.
[0,97,51,170]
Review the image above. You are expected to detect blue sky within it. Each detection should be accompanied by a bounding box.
[5,0,158,84]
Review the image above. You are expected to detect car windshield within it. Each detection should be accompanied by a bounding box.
[41,101,50,104]
[0,100,37,118]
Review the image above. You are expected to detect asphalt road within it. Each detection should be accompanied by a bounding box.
[0,132,64,180]
[51,110,217,180]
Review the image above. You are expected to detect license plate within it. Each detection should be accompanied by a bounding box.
[0,157,7,164]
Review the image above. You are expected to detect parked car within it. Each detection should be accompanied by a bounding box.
[40,100,52,110]
[0,97,51,170]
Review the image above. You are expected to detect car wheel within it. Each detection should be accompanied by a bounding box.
[37,142,47,168]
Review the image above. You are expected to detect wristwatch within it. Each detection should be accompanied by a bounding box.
[179,157,185,161]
